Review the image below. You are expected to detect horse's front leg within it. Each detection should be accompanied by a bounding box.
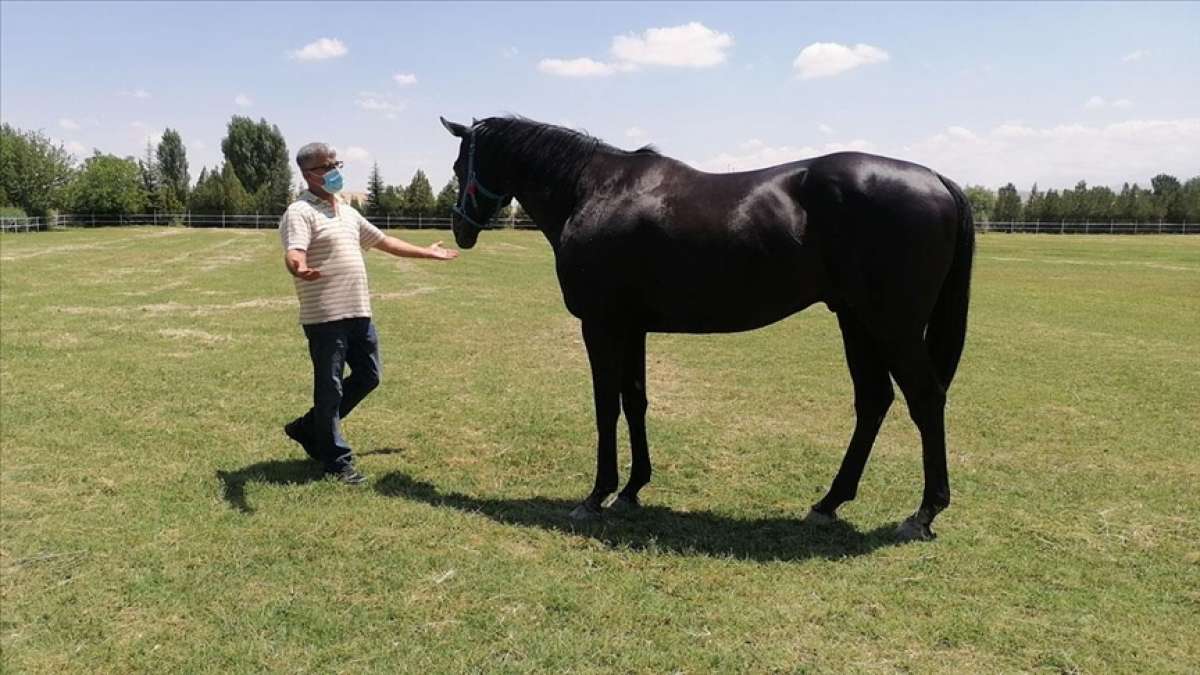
[570,319,623,521]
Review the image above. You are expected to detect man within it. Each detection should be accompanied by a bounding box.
[280,142,459,484]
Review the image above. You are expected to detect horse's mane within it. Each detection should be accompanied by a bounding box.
[478,116,660,189]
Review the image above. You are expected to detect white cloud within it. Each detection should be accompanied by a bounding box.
[119,88,151,99]
[355,92,405,115]
[191,141,207,151]
[793,42,889,79]
[818,123,833,135]
[289,37,348,61]
[59,118,81,131]
[1121,49,1150,63]
[234,93,253,107]
[610,22,733,68]
[64,141,86,155]
[1085,96,1134,110]
[501,46,519,59]
[540,22,732,78]
[947,126,977,140]
[625,126,648,140]
[538,57,621,78]
[696,137,875,172]
[905,118,1200,188]
[393,73,417,86]
[343,146,370,162]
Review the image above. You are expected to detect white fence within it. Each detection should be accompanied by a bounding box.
[0,213,537,232]
[2,214,1196,235]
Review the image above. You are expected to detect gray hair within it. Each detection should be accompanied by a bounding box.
[296,142,335,169]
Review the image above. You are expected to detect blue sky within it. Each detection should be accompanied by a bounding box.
[2,1,1197,193]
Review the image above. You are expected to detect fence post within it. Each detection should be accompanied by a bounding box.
[91,212,95,227]
[222,212,226,228]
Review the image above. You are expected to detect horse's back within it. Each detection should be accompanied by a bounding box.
[560,151,960,333]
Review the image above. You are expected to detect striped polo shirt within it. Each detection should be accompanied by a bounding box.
[279,190,387,325]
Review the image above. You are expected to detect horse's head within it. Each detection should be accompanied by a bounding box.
[441,116,513,249]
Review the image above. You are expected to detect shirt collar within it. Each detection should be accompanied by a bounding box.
[300,189,343,208]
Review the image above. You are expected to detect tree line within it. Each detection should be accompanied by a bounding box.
[0,118,519,221]
[965,177,1200,224]
[3,118,1193,223]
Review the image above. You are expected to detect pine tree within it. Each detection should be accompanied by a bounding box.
[404,170,435,217]
[367,162,386,217]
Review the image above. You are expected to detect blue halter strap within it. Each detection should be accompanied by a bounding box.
[453,126,510,229]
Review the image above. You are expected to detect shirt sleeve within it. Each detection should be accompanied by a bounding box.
[279,204,312,251]
[354,208,386,250]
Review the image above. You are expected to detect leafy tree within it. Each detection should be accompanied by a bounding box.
[964,185,995,222]
[1084,185,1116,222]
[1151,173,1184,222]
[0,123,75,216]
[65,153,147,214]
[403,170,435,216]
[1041,189,1062,222]
[1181,177,1200,223]
[139,139,161,214]
[188,163,253,214]
[434,176,458,218]
[220,116,291,212]
[381,185,406,217]
[994,183,1022,221]
[1024,183,1043,222]
[157,128,190,208]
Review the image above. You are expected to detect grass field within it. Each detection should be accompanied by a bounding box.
[2,227,1198,673]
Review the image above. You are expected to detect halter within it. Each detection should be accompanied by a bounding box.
[453,126,510,229]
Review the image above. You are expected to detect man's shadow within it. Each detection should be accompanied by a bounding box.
[217,448,403,514]
[373,471,906,563]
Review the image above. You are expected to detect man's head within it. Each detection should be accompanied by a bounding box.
[297,142,344,196]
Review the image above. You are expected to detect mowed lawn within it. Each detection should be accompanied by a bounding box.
[1,227,1197,673]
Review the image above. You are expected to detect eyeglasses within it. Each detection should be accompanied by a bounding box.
[303,160,344,173]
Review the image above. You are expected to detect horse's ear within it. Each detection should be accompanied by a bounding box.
[440,117,468,137]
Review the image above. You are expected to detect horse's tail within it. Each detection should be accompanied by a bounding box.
[927,174,975,391]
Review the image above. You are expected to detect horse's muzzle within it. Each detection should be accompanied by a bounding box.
[451,214,480,249]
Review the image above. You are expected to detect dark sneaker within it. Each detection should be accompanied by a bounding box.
[328,464,367,485]
[284,418,319,460]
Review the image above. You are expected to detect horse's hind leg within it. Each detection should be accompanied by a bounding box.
[570,319,624,521]
[613,330,649,513]
[885,336,950,541]
[808,312,894,523]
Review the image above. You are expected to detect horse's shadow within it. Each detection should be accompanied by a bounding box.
[373,471,906,563]
[217,448,404,514]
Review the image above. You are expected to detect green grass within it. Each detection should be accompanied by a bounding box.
[2,227,1198,673]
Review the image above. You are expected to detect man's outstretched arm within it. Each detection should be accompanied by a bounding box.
[373,236,459,260]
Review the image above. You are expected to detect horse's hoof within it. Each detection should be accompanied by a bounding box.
[895,517,936,542]
[608,495,641,516]
[569,502,603,521]
[804,509,839,526]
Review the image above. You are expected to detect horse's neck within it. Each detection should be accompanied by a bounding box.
[510,166,582,252]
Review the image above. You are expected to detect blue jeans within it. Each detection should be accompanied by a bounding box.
[296,317,381,471]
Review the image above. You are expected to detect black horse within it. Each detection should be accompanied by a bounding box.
[440,115,973,540]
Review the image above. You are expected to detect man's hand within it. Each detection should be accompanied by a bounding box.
[285,249,322,280]
[427,241,460,260]
[295,265,322,281]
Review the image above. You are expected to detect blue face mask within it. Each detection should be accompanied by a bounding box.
[322,168,344,194]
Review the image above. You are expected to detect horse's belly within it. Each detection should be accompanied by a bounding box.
[641,267,826,333]
[646,298,818,333]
